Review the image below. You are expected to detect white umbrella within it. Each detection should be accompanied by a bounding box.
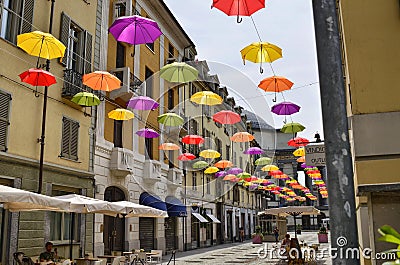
[0,184,70,212]
[110,201,168,218]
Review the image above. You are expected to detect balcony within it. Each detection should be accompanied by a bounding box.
[110,67,143,101]
[143,159,162,184]
[62,69,84,98]
[110,147,134,177]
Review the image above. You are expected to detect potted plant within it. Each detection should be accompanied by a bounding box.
[378,225,400,265]
[296,224,302,235]
[252,226,263,244]
[318,226,328,243]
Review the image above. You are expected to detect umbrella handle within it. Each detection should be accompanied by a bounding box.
[237,16,243,23]
[259,66,264,74]
[34,86,40,98]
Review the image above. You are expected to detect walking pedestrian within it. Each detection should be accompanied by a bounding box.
[239,227,245,242]
[273,227,279,242]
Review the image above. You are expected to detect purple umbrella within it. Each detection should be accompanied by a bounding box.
[243,147,264,155]
[227,168,243,175]
[215,171,227,178]
[109,15,162,45]
[271,101,301,115]
[301,163,308,168]
[128,96,159,110]
[249,184,259,190]
[136,128,159,138]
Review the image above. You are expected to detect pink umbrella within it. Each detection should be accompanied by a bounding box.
[128,96,159,110]
[243,147,264,155]
[136,128,159,138]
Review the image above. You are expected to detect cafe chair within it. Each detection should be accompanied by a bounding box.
[13,252,35,265]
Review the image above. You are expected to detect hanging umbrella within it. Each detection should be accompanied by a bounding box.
[223,174,237,181]
[227,167,243,175]
[230,132,254,142]
[212,110,241,125]
[269,170,283,176]
[259,76,294,102]
[19,68,56,87]
[254,157,272,166]
[160,62,198,83]
[204,167,219,174]
[293,147,305,157]
[157,113,184,126]
[297,156,306,163]
[281,122,306,134]
[261,165,279,172]
[190,91,223,106]
[17,31,66,59]
[214,160,233,169]
[199,149,221,159]
[288,137,310,147]
[108,109,134,120]
[215,171,227,178]
[301,163,308,168]
[178,153,196,161]
[237,172,251,179]
[159,143,180,150]
[192,161,209,169]
[271,101,300,115]
[211,0,265,23]
[240,42,282,73]
[136,128,159,138]
[182,135,205,145]
[127,96,159,110]
[71,92,100,107]
[83,71,121,92]
[243,147,264,155]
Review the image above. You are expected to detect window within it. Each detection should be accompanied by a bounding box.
[192,173,197,191]
[146,42,154,52]
[168,88,174,110]
[113,120,123,148]
[239,157,243,170]
[215,138,222,155]
[189,120,198,135]
[233,185,240,203]
[0,0,34,43]
[61,117,79,160]
[233,152,237,165]
[0,90,11,152]
[113,0,132,21]
[206,177,211,194]
[145,67,153,97]
[226,145,230,161]
[168,43,174,59]
[145,137,153,160]
[116,42,125,68]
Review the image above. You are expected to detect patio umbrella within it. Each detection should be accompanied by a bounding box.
[204,167,219,174]
[71,92,100,107]
[127,96,159,110]
[109,201,168,218]
[288,137,310,147]
[192,161,209,170]
[212,110,241,125]
[136,128,159,138]
[240,42,282,73]
[230,132,254,142]
[254,157,272,166]
[159,143,180,150]
[214,160,233,169]
[215,171,227,178]
[258,76,294,102]
[83,71,121,92]
[199,149,221,159]
[243,147,264,155]
[271,101,300,115]
[17,31,66,60]
[212,0,265,23]
[261,165,279,172]
[108,109,134,120]
[293,147,305,157]
[157,113,184,127]
[109,15,162,45]
[281,122,306,134]
[160,62,198,83]
[19,68,56,87]
[227,168,243,175]
[182,135,205,145]
[178,153,196,161]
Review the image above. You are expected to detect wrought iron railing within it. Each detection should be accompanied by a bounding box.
[62,69,85,98]
[130,73,143,91]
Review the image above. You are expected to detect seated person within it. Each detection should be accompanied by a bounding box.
[282,234,291,247]
[39,242,57,262]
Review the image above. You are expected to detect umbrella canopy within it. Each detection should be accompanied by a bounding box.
[83,71,121,91]
[243,147,264,155]
[190,91,223,106]
[159,143,180,150]
[136,128,159,138]
[297,156,305,163]
[258,76,294,93]
[214,160,233,169]
[204,167,219,174]
[212,0,265,23]
[255,157,272,166]
[160,62,198,83]
[230,132,255,142]
[261,165,279,172]
[157,113,184,127]
[109,15,162,45]
[237,172,251,179]
[281,122,306,134]
[192,161,209,169]
[271,101,300,115]
[212,110,241,125]
[178,153,196,161]
[227,167,243,175]
[127,96,159,110]
[293,147,305,157]
[240,42,282,73]
[19,68,56,87]
[53,194,118,215]
[108,109,134,120]
[17,31,66,59]
[0,184,70,212]
[259,206,320,217]
[199,149,221,159]
[288,137,310,147]
[223,174,237,181]
[182,135,205,145]
[110,201,168,218]
[215,171,227,178]
[301,163,308,168]
[71,92,100,107]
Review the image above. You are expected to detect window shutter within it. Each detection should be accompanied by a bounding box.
[70,120,79,160]
[0,91,11,152]
[20,0,34,34]
[61,117,79,160]
[61,117,71,157]
[83,31,93,74]
[59,12,71,66]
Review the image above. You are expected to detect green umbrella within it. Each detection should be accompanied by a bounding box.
[160,62,198,83]
[192,161,209,169]
[280,122,306,134]
[255,157,272,166]
[237,172,251,179]
[71,92,100,106]
[157,113,184,127]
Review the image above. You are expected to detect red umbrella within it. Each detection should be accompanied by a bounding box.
[212,110,241,125]
[287,137,310,147]
[269,170,283,176]
[19,68,56,87]
[182,135,205,145]
[212,0,265,23]
[178,153,196,161]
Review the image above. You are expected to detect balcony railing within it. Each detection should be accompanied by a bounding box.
[62,69,85,98]
[130,73,143,92]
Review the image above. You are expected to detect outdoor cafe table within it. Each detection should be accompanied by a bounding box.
[75,257,100,265]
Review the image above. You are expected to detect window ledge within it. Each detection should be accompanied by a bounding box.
[59,156,81,163]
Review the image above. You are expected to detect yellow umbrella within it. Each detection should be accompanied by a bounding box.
[199,149,221,159]
[261,165,279,172]
[17,31,66,59]
[190,91,222,106]
[293,147,305,157]
[204,167,219,174]
[83,71,121,91]
[108,109,134,120]
[240,42,282,73]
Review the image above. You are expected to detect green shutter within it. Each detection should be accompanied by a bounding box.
[20,0,34,34]
[0,91,11,152]
[59,12,71,66]
[84,31,93,74]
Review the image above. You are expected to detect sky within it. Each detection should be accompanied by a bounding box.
[163,0,324,140]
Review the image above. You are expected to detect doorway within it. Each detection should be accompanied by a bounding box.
[165,217,177,251]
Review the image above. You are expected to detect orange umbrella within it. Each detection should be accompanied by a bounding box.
[230,132,254,142]
[223,174,237,181]
[258,76,294,102]
[158,143,180,150]
[83,71,121,91]
[297,156,305,163]
[214,160,233,169]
